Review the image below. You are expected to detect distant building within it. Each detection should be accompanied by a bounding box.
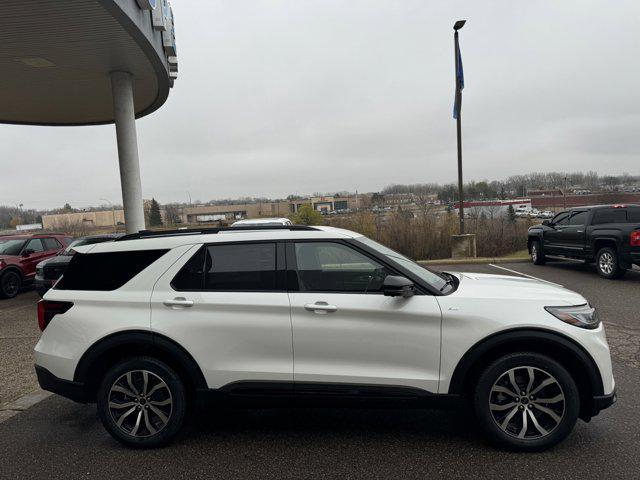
[453,199,532,217]
[43,210,125,229]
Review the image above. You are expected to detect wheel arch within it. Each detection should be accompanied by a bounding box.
[0,265,25,279]
[74,330,207,402]
[448,328,604,420]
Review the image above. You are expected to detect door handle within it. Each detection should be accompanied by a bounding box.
[304,301,338,314]
[163,297,194,308]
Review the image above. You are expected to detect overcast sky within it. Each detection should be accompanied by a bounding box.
[1,0,639,210]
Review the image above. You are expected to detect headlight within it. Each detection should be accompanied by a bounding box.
[545,304,600,329]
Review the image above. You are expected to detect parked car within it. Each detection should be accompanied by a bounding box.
[528,204,640,278]
[34,234,123,296]
[231,217,292,226]
[35,225,615,450]
[0,233,70,298]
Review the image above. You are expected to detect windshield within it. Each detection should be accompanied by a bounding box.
[62,237,114,256]
[354,237,449,292]
[0,239,26,256]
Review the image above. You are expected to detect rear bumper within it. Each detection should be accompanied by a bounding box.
[35,365,88,403]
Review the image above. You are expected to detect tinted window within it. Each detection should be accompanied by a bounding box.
[293,242,390,293]
[568,211,588,225]
[43,238,62,250]
[56,250,168,291]
[552,212,570,225]
[627,207,640,223]
[172,243,278,291]
[25,239,44,253]
[593,208,627,224]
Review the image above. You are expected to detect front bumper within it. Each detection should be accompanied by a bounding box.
[35,365,88,403]
[592,388,617,416]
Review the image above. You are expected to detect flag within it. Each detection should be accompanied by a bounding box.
[453,36,464,119]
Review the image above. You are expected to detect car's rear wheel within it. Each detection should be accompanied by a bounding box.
[97,357,187,448]
[473,352,579,451]
[530,240,545,265]
[596,247,626,279]
[0,270,22,299]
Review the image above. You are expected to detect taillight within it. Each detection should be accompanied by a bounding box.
[37,300,73,331]
[631,230,640,247]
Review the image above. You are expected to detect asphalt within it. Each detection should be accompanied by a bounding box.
[0,261,639,479]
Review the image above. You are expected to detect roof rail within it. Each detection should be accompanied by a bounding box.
[116,225,319,241]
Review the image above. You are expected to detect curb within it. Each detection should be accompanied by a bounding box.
[0,389,52,424]
[418,257,530,266]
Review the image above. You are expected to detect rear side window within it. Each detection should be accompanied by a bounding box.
[628,207,640,223]
[172,243,279,291]
[593,208,627,224]
[56,250,168,291]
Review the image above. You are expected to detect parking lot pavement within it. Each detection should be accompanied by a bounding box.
[0,290,41,407]
[1,263,639,479]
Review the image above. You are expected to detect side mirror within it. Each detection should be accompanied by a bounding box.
[542,220,552,227]
[22,249,34,257]
[383,275,415,298]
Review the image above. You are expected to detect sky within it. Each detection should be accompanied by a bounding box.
[1,0,639,210]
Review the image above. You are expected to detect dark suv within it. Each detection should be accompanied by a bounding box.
[0,234,71,298]
[34,234,122,296]
[528,204,640,278]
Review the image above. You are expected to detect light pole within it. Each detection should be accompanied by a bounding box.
[100,198,116,231]
[453,20,466,234]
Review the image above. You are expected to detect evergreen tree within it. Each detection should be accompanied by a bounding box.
[148,198,163,227]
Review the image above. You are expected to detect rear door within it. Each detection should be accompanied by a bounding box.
[287,240,442,394]
[150,242,294,389]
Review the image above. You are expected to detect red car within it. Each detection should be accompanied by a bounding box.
[0,234,71,299]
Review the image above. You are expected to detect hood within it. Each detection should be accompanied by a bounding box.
[447,271,586,305]
[36,255,73,269]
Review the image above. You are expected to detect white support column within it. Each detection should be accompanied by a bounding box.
[111,71,145,234]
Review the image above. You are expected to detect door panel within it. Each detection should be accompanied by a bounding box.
[289,292,442,392]
[150,244,293,389]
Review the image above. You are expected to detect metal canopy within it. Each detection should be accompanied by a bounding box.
[0,0,171,126]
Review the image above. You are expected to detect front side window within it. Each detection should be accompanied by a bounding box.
[56,250,168,291]
[293,242,390,293]
[25,239,44,253]
[552,212,570,225]
[172,243,278,291]
[568,211,588,225]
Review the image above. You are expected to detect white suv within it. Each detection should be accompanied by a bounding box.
[34,226,615,450]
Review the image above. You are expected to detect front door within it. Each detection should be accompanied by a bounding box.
[150,242,293,389]
[287,241,442,394]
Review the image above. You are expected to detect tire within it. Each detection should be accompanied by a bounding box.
[530,240,546,265]
[0,270,22,299]
[97,357,187,448]
[596,247,626,279]
[473,352,579,452]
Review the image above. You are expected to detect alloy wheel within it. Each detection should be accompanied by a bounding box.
[599,252,614,275]
[489,366,565,439]
[531,244,538,262]
[2,272,20,297]
[108,370,173,437]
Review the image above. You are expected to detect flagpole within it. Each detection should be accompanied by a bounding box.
[453,20,466,235]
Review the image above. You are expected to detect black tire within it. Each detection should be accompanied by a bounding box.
[473,352,579,452]
[97,357,187,448]
[595,247,626,279]
[0,270,22,299]
[530,240,546,265]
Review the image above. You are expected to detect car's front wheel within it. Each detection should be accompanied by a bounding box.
[97,357,187,448]
[473,352,579,451]
[0,270,22,299]
[530,240,545,265]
